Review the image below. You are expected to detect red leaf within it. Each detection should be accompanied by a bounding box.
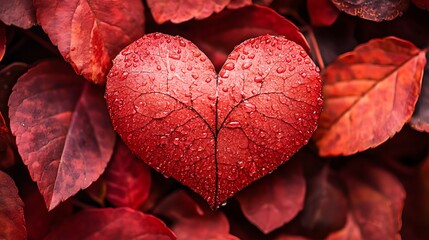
[325,214,362,240]
[0,0,36,29]
[179,5,310,70]
[0,113,15,170]
[340,161,405,240]
[106,33,322,207]
[297,165,348,237]
[236,157,306,233]
[0,23,5,61]
[45,207,176,240]
[331,0,409,21]
[412,0,429,10]
[307,0,339,27]
[147,0,251,24]
[105,140,151,209]
[411,55,429,132]
[315,37,426,156]
[0,170,26,240]
[20,181,73,240]
[154,190,238,240]
[34,0,145,84]
[8,60,116,210]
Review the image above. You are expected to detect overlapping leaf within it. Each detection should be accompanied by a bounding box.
[154,190,238,240]
[34,0,145,84]
[147,0,251,24]
[331,0,409,21]
[106,33,322,207]
[307,0,339,27]
[0,171,26,240]
[176,5,310,70]
[0,0,36,29]
[236,158,305,233]
[9,60,116,210]
[315,37,426,156]
[45,208,176,239]
[105,141,151,209]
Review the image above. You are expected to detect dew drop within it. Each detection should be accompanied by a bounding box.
[221,201,227,207]
[219,69,229,78]
[254,76,263,83]
[125,62,132,68]
[276,67,286,74]
[193,51,201,57]
[173,138,180,145]
[242,62,252,70]
[224,62,235,70]
[299,50,307,58]
[204,77,212,83]
[207,94,216,100]
[288,66,295,71]
[285,57,291,63]
[170,65,176,71]
[227,121,241,128]
[187,66,193,71]
[169,53,181,60]
[243,101,256,112]
[156,65,161,71]
[228,52,240,60]
[304,58,311,64]
[297,58,302,62]
[190,74,198,80]
[222,86,229,92]
[120,72,129,80]
[248,53,255,59]
[249,162,257,176]
[179,40,186,47]
[315,66,321,73]
[200,57,206,62]
[301,72,307,78]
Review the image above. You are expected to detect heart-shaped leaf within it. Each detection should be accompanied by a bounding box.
[106,33,322,207]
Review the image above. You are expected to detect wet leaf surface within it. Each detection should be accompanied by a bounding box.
[106,33,322,207]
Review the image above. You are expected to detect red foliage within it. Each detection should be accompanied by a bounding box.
[105,141,151,209]
[45,208,176,239]
[34,0,145,84]
[0,171,26,240]
[147,0,251,24]
[307,0,339,27]
[1,1,429,239]
[0,0,35,29]
[106,33,322,207]
[9,60,116,210]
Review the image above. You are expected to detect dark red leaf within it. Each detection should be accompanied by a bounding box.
[20,181,73,240]
[0,23,5,61]
[8,60,116,210]
[297,165,348,237]
[85,176,107,206]
[340,161,405,240]
[0,63,29,119]
[0,0,36,29]
[0,170,26,240]
[45,207,176,240]
[178,5,310,70]
[315,37,426,156]
[147,0,251,24]
[236,157,306,233]
[331,0,409,21]
[411,55,429,132]
[412,0,429,10]
[34,0,145,84]
[105,140,151,209]
[154,190,238,240]
[307,0,339,27]
[0,113,15,170]
[106,33,322,207]
[324,214,362,240]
